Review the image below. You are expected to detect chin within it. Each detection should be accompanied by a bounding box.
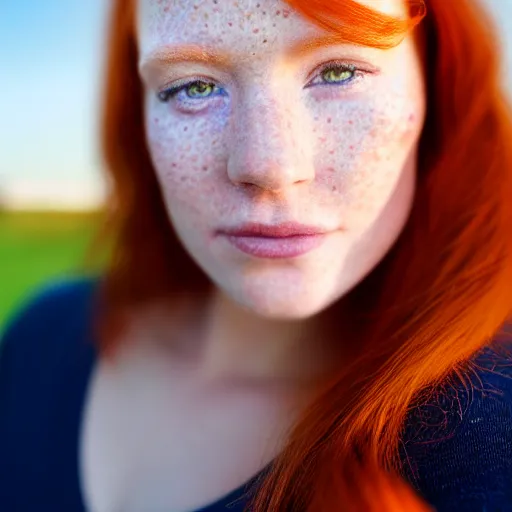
[228,282,338,321]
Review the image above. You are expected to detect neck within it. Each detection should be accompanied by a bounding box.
[185,289,352,388]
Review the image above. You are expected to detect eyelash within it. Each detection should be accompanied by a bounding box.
[156,61,367,104]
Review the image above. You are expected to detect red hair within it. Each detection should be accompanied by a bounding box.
[93,0,512,509]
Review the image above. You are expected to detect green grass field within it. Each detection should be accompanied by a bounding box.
[0,211,105,327]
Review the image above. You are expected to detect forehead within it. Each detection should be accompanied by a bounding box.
[136,0,407,55]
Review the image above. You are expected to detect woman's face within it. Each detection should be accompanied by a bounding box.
[136,0,425,319]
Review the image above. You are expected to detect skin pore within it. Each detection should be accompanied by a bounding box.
[80,1,426,511]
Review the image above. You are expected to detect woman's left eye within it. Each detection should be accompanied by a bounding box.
[308,62,360,88]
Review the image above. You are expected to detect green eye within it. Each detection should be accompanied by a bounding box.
[157,79,225,104]
[321,66,355,84]
[186,81,215,98]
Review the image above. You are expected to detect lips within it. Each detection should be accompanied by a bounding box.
[218,222,330,259]
[220,222,327,238]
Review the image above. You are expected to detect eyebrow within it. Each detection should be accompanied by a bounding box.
[139,34,351,75]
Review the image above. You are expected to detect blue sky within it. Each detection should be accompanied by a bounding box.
[1,0,511,208]
[0,0,108,207]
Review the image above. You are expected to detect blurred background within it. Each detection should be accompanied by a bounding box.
[0,0,108,325]
[1,0,512,327]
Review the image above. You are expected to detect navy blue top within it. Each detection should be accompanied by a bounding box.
[0,278,511,511]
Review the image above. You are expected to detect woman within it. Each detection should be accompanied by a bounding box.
[1,0,511,510]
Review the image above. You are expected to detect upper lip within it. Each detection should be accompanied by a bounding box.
[219,222,329,238]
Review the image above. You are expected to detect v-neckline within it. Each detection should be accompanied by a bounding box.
[71,280,271,512]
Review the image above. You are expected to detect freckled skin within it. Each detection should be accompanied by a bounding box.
[137,0,426,319]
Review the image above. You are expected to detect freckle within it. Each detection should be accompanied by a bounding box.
[263,39,267,43]
[228,21,233,26]
[193,4,198,9]
[163,6,169,12]
[172,163,177,167]
[327,117,332,124]
[202,165,208,171]
[205,23,208,28]
[180,176,188,182]
[253,28,259,33]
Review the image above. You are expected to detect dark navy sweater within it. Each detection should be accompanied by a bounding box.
[0,278,511,511]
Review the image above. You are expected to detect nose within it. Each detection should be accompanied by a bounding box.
[226,90,315,192]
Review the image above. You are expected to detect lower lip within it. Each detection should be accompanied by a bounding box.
[223,234,326,259]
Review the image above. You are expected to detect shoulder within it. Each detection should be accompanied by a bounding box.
[401,330,512,511]
[2,276,100,338]
[0,277,100,509]
[0,276,101,386]
[1,276,100,345]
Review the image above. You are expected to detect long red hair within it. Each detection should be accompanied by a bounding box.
[93,0,512,509]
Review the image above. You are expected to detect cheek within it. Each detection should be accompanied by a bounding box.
[313,94,423,220]
[144,100,230,216]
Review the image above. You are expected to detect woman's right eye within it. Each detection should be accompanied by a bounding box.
[157,80,222,103]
